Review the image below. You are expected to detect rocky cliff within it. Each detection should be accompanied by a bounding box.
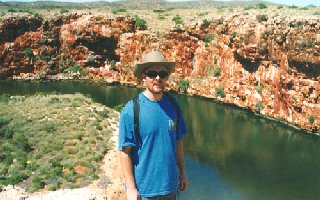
[0,11,319,133]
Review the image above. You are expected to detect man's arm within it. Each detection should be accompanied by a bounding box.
[176,139,188,191]
[119,146,140,200]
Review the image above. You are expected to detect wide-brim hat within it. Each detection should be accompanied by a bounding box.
[134,51,175,79]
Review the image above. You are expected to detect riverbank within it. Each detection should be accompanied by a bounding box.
[3,77,318,136]
[0,93,126,199]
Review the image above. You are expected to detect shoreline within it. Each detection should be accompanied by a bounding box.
[1,78,318,136]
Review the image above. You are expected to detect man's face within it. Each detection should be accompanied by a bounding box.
[142,66,169,94]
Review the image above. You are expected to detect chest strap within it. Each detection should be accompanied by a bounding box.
[133,93,180,148]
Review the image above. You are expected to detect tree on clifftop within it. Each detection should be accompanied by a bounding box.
[135,16,147,30]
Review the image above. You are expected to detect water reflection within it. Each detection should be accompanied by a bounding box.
[175,94,320,200]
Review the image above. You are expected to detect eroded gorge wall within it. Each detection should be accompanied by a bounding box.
[0,13,319,133]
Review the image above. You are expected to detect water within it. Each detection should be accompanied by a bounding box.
[2,81,320,200]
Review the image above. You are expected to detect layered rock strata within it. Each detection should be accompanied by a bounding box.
[0,13,319,133]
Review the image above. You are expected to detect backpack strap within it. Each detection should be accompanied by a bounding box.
[133,93,181,149]
[133,95,141,148]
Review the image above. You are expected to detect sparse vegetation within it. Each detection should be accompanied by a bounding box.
[214,67,221,77]
[112,8,127,14]
[216,86,225,97]
[256,85,264,95]
[256,14,268,22]
[158,15,165,20]
[153,9,165,13]
[110,60,116,71]
[256,102,264,111]
[202,33,214,43]
[135,16,147,30]
[202,19,210,28]
[60,8,69,14]
[24,48,34,59]
[65,61,88,76]
[197,12,209,16]
[244,6,254,10]
[288,5,298,9]
[309,116,315,124]
[231,31,237,38]
[172,15,183,25]
[256,3,267,9]
[178,80,190,93]
[0,94,116,192]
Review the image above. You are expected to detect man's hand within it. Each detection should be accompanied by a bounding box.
[179,172,189,192]
[126,188,140,200]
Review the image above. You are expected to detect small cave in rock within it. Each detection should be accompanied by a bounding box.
[74,36,120,66]
[288,60,320,79]
[0,18,43,45]
[234,52,260,73]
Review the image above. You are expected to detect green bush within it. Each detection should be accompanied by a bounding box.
[309,116,315,124]
[40,54,51,63]
[231,32,237,38]
[214,67,221,77]
[24,48,34,59]
[313,12,320,16]
[256,85,264,95]
[113,103,125,112]
[202,34,214,43]
[153,9,165,13]
[135,17,147,30]
[110,60,116,70]
[216,86,225,97]
[67,63,87,76]
[0,116,11,127]
[157,15,165,20]
[256,15,268,22]
[197,12,209,16]
[256,3,267,9]
[8,8,17,12]
[112,8,127,14]
[202,19,210,28]
[244,6,254,10]
[178,80,190,93]
[256,102,264,111]
[288,5,298,9]
[30,176,45,191]
[60,9,69,14]
[172,15,183,25]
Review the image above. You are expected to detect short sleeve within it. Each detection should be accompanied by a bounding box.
[118,101,137,150]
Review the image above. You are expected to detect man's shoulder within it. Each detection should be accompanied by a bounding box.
[120,93,143,115]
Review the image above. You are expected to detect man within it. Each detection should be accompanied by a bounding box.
[118,51,188,200]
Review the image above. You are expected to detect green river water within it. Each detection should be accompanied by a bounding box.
[1,81,320,200]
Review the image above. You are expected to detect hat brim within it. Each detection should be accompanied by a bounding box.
[134,62,175,79]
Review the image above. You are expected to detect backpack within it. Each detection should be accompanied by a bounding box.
[132,93,181,148]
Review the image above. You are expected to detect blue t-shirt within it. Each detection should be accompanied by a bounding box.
[118,92,187,197]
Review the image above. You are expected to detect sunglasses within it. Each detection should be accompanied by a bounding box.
[144,71,169,79]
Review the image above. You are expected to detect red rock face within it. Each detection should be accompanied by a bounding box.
[0,15,43,45]
[0,14,319,134]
